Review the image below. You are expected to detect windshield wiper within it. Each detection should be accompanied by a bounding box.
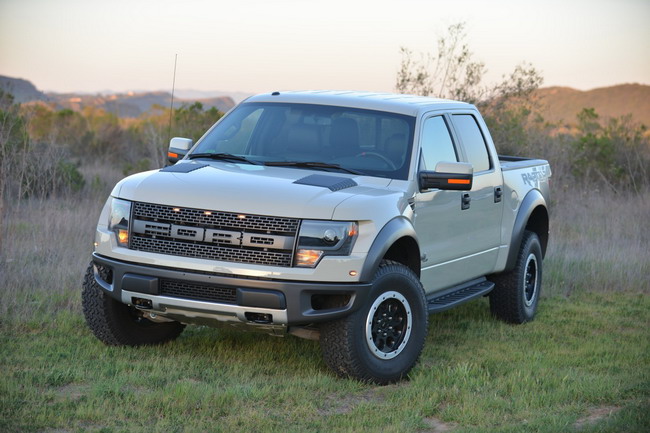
[187,153,259,165]
[264,161,362,175]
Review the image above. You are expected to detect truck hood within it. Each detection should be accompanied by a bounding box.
[112,161,398,220]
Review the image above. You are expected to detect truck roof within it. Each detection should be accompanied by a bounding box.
[244,90,473,117]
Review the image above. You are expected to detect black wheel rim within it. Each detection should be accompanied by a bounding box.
[524,253,538,307]
[366,291,412,359]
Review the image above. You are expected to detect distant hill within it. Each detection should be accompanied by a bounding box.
[0,76,50,103]
[2,75,648,125]
[0,75,236,117]
[174,89,252,104]
[46,91,236,118]
[534,84,650,126]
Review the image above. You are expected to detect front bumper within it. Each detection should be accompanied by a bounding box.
[91,253,372,330]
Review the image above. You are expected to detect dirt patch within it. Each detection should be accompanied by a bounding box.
[54,384,89,402]
[317,387,386,416]
[122,384,150,395]
[422,416,456,432]
[574,405,621,430]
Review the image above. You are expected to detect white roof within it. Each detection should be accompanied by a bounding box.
[244,90,473,117]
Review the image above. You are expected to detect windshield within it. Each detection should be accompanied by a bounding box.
[190,102,416,180]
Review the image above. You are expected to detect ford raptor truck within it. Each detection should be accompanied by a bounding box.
[82,90,551,384]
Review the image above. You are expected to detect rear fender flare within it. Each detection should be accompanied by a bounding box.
[505,189,549,271]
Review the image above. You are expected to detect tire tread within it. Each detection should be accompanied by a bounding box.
[489,231,542,324]
[320,260,427,384]
[81,263,184,346]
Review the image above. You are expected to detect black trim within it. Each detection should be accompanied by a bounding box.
[418,170,473,191]
[237,288,286,309]
[91,253,372,325]
[427,278,494,313]
[505,190,547,271]
[123,274,159,295]
[294,174,357,191]
[358,217,419,282]
[160,163,208,173]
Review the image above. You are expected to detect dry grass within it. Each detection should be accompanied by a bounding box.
[0,165,649,432]
[1,165,648,321]
[545,187,650,296]
[0,162,122,319]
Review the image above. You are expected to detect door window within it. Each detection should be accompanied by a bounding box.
[420,116,457,171]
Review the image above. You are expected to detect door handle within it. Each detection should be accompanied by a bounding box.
[494,187,503,203]
[461,193,471,210]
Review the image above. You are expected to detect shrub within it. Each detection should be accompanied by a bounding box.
[572,108,649,193]
[18,144,86,198]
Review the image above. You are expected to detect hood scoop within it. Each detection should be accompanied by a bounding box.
[160,163,209,173]
[294,174,357,192]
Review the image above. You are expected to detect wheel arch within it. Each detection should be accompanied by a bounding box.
[359,217,420,282]
[505,189,549,272]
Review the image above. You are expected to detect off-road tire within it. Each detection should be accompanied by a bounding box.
[489,230,543,324]
[81,263,185,346]
[320,260,427,384]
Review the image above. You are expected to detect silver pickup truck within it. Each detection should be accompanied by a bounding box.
[83,90,551,384]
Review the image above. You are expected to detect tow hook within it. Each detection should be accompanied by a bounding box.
[245,312,273,324]
[132,297,153,309]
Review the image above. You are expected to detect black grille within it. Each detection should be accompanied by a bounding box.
[131,235,293,267]
[133,202,300,233]
[160,279,237,304]
[129,202,299,267]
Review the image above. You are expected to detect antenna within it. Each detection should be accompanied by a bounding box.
[167,54,178,144]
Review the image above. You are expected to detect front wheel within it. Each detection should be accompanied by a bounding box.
[81,263,185,346]
[489,230,543,324]
[320,260,427,384]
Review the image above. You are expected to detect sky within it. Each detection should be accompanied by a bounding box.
[0,0,648,95]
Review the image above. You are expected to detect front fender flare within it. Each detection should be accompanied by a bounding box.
[359,217,419,282]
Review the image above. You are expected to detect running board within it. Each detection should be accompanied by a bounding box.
[427,278,495,313]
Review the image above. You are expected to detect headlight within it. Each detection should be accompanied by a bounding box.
[295,221,358,267]
[108,198,131,247]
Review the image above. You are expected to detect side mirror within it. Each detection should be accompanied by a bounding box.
[167,137,193,164]
[419,161,473,191]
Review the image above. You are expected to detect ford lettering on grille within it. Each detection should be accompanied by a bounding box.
[129,202,299,267]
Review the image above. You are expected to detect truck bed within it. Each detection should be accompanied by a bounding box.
[499,155,550,172]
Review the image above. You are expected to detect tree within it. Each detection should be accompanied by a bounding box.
[395,22,544,155]
[0,91,29,237]
[572,108,649,193]
[395,23,542,104]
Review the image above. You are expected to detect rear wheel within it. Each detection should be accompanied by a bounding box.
[320,260,427,384]
[489,231,543,324]
[81,263,185,346]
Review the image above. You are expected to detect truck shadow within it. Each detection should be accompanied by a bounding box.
[160,296,497,380]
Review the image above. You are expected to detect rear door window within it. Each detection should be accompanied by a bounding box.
[451,114,491,172]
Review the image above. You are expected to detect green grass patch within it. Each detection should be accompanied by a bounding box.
[1,292,648,432]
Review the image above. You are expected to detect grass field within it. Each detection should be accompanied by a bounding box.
[1,169,649,432]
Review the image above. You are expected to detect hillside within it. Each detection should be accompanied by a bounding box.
[2,75,648,125]
[47,91,235,118]
[0,75,50,103]
[534,83,650,126]
[0,75,235,117]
